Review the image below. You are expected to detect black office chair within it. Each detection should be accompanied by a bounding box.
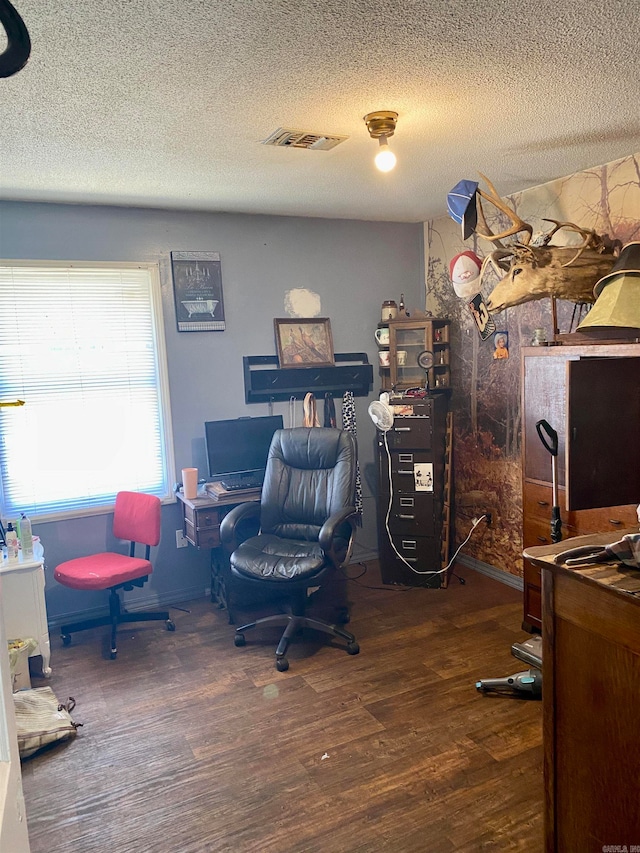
[220,427,360,671]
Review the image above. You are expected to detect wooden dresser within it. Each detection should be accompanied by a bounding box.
[524,531,640,851]
[521,342,640,631]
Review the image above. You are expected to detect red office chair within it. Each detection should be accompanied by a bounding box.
[54,491,175,659]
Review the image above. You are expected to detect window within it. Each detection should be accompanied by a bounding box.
[0,262,175,520]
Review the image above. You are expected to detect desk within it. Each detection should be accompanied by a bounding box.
[524,530,640,852]
[0,541,51,676]
[176,486,260,617]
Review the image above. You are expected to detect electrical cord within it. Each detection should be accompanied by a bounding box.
[337,562,415,591]
[382,429,487,577]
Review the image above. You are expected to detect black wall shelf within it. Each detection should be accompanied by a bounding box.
[243,353,373,404]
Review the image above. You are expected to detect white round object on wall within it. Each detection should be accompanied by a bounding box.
[284,288,322,317]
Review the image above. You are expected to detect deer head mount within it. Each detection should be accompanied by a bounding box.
[472,174,621,314]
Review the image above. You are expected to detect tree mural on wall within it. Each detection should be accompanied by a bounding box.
[426,153,640,576]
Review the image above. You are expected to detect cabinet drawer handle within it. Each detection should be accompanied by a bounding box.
[394,427,411,432]
[401,540,417,550]
[397,469,414,475]
[400,557,418,563]
[609,519,622,525]
[397,514,415,520]
[537,500,549,507]
[537,536,549,543]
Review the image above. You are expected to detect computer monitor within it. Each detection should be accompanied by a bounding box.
[204,415,283,481]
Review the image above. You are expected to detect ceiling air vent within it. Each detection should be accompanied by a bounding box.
[262,127,348,151]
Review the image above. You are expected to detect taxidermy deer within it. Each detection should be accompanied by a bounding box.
[474,175,621,314]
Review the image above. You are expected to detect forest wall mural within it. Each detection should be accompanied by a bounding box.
[424,153,640,578]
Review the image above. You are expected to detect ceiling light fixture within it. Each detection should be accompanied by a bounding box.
[364,110,398,173]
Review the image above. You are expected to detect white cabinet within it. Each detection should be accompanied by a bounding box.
[0,542,50,677]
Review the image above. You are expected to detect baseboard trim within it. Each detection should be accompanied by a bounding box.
[457,555,524,590]
[47,585,209,629]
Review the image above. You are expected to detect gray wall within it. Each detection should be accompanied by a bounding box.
[0,200,424,623]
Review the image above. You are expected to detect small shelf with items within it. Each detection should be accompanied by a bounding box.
[378,317,451,393]
[243,352,373,404]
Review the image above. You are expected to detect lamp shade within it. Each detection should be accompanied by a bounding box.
[577,241,640,335]
[577,273,640,333]
[592,241,640,296]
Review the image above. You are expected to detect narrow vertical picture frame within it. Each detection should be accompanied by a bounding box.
[171,251,225,332]
[493,330,509,359]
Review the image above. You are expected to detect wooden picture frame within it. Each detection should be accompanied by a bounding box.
[274,318,335,368]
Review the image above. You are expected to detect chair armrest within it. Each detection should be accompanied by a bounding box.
[219,501,261,552]
[319,507,357,568]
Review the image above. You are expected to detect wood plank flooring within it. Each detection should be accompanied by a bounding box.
[21,562,543,852]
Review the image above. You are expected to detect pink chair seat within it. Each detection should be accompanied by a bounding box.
[54,492,172,660]
[54,553,152,591]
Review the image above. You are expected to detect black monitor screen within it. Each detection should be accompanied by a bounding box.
[204,415,284,480]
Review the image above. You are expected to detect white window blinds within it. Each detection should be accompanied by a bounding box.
[0,262,174,520]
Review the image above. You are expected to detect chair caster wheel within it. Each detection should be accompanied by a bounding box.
[61,634,71,647]
[234,633,246,647]
[166,620,176,631]
[347,641,360,655]
[110,650,117,660]
[276,658,289,672]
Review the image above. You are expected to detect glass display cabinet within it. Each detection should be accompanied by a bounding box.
[377,317,451,392]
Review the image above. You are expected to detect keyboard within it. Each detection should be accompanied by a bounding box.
[219,474,263,491]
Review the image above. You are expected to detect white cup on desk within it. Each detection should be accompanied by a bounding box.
[182,467,198,500]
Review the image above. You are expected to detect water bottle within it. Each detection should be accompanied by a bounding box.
[20,512,34,559]
[5,522,19,561]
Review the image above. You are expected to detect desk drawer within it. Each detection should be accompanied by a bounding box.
[184,505,221,529]
[184,504,222,548]
[185,517,220,548]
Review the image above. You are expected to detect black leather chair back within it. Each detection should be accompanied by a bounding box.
[259,428,356,542]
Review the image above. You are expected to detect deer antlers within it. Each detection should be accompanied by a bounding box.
[472,176,621,267]
[474,173,533,247]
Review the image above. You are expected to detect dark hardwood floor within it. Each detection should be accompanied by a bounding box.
[22,562,543,853]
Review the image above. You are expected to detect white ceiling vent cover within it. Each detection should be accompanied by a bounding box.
[262,127,348,151]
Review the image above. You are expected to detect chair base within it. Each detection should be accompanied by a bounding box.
[234,613,359,672]
[60,587,175,659]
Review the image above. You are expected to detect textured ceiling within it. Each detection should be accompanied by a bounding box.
[1,0,640,222]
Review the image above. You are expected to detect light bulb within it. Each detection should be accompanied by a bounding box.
[375,135,396,172]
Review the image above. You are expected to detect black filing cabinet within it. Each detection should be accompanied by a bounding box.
[376,394,449,588]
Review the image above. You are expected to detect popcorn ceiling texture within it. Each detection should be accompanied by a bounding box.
[1,0,639,221]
